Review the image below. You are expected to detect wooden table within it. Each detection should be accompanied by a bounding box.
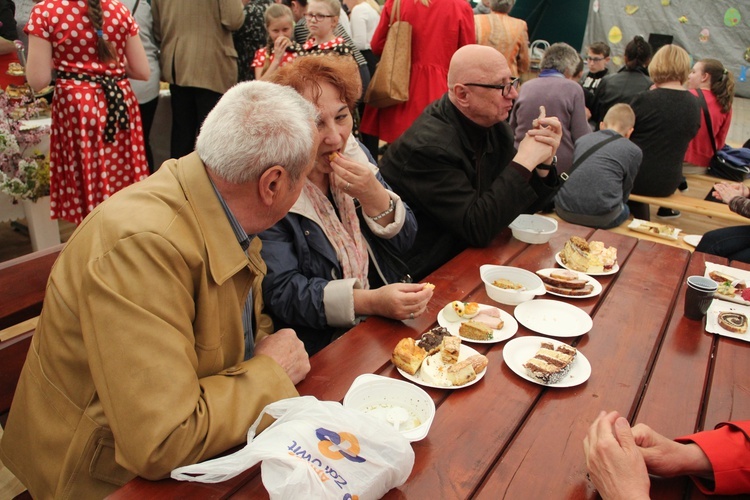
[110,219,749,499]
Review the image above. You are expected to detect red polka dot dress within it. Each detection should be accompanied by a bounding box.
[26,0,148,224]
[251,46,297,72]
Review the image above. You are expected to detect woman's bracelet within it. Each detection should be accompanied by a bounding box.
[370,198,396,221]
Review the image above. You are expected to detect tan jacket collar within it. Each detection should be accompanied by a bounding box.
[175,152,256,284]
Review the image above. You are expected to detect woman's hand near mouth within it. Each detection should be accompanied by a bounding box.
[330,153,394,225]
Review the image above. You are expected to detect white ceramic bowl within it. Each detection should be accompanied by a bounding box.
[509,214,558,244]
[480,264,546,306]
[343,374,435,442]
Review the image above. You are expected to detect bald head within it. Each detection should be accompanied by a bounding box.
[448,45,509,88]
[447,45,517,127]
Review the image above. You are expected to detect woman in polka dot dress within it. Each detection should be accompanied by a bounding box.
[25,0,150,224]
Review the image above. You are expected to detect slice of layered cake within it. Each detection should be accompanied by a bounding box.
[523,341,577,384]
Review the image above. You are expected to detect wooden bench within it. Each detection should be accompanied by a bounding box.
[0,321,35,428]
[628,192,748,225]
[0,243,62,330]
[0,244,62,426]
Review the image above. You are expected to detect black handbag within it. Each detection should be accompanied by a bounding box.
[696,90,750,182]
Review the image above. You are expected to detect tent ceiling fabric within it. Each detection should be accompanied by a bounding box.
[582,0,749,97]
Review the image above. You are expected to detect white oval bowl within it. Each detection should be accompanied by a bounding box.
[343,374,435,442]
[509,214,558,244]
[480,265,546,306]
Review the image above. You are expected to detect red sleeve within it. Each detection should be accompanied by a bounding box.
[457,1,476,46]
[251,48,266,68]
[717,108,733,148]
[675,421,750,495]
[369,0,391,55]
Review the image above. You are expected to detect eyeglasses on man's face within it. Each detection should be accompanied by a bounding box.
[586,56,605,62]
[462,77,520,97]
[305,12,335,22]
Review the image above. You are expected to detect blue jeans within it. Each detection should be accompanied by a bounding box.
[695,225,750,264]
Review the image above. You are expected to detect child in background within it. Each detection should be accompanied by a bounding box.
[302,0,356,59]
[252,4,299,81]
[555,104,643,229]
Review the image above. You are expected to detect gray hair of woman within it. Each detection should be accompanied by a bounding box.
[489,0,514,13]
[196,81,318,184]
[540,42,581,78]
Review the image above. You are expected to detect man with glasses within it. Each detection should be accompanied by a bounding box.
[379,44,562,281]
[581,42,611,124]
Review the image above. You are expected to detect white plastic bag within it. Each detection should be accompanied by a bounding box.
[171,396,414,499]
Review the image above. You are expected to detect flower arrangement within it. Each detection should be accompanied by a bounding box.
[0,85,51,202]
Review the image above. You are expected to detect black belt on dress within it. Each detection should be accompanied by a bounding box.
[57,71,129,143]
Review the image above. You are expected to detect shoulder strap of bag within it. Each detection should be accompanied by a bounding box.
[131,0,141,15]
[696,89,718,154]
[569,134,623,175]
[390,0,401,25]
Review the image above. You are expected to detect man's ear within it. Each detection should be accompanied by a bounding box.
[452,84,469,105]
[623,127,634,139]
[258,165,285,206]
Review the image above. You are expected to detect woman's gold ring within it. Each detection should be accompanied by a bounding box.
[409,312,414,320]
[345,182,351,191]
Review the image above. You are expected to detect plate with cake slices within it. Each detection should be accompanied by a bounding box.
[535,269,602,299]
[703,262,750,306]
[556,236,619,276]
[436,301,518,343]
[555,252,619,276]
[391,328,489,389]
[503,336,591,387]
[628,219,681,241]
[514,299,593,337]
[705,300,750,343]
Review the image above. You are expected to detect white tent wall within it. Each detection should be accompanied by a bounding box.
[582,0,750,97]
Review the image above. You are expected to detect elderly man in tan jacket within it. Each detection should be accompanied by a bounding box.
[153,0,249,158]
[0,82,319,499]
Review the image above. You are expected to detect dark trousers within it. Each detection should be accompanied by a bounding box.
[138,97,159,173]
[696,225,750,264]
[169,84,222,159]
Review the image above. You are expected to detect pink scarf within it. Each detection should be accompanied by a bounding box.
[303,176,369,288]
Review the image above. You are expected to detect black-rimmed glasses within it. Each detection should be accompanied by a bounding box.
[304,13,335,21]
[586,56,605,62]
[462,77,520,97]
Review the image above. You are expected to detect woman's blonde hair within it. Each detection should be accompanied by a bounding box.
[648,44,691,85]
[264,3,294,27]
[309,0,341,16]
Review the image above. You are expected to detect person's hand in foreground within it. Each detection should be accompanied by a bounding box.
[631,422,713,480]
[354,282,434,321]
[712,182,749,204]
[515,106,563,174]
[255,329,311,384]
[583,410,651,500]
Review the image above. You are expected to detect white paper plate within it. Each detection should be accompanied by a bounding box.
[628,218,682,241]
[436,303,518,343]
[555,252,619,276]
[683,234,702,247]
[514,299,593,337]
[705,300,750,343]
[535,268,602,299]
[502,336,591,387]
[396,344,486,389]
[704,262,750,306]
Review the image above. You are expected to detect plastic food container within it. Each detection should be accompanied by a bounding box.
[509,214,558,244]
[343,374,435,442]
[480,264,546,306]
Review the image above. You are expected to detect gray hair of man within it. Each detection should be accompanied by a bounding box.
[196,81,318,185]
[489,0,514,13]
[540,42,581,78]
